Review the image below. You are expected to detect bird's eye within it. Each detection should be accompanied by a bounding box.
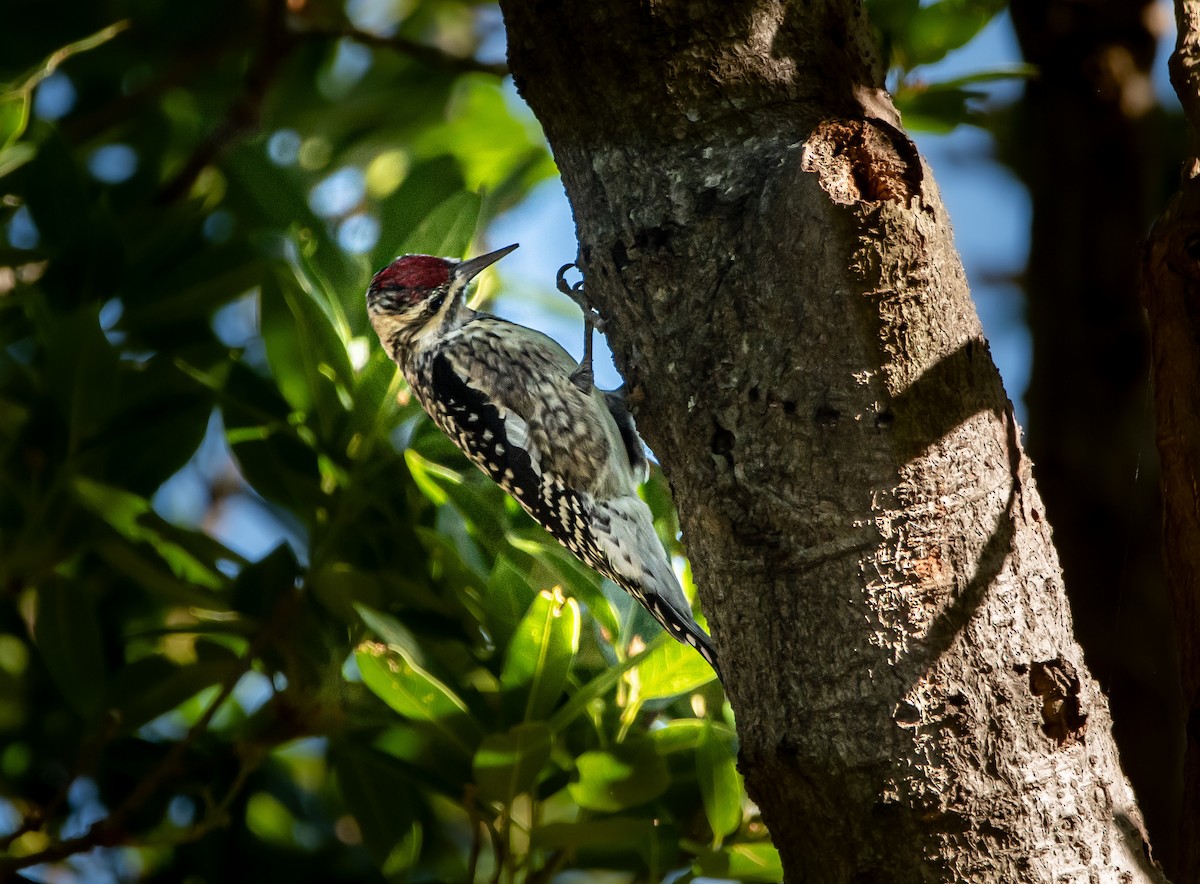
[428,293,446,311]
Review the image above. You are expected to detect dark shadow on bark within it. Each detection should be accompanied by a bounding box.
[887,339,1019,688]
[887,336,1008,466]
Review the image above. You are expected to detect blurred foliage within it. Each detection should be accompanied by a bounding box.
[0,1,775,881]
[865,0,1033,132]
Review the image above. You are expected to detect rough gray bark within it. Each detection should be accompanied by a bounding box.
[1143,1,1200,878]
[499,0,1162,880]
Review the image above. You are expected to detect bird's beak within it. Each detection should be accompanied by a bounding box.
[455,243,519,282]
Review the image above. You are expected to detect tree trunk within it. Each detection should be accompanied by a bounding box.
[1008,1,1179,870]
[499,1,1162,880]
[1143,1,1200,878]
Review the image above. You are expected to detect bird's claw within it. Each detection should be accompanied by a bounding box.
[557,263,606,330]
[558,261,603,394]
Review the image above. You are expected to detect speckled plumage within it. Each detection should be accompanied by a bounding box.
[366,246,719,678]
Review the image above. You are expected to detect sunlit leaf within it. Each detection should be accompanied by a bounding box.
[634,629,716,699]
[547,637,663,733]
[501,588,579,721]
[507,533,620,640]
[354,603,424,663]
[693,842,784,882]
[0,141,35,178]
[647,718,709,755]
[0,93,29,150]
[413,78,554,195]
[355,641,480,758]
[697,723,742,841]
[404,447,508,546]
[260,268,353,428]
[568,742,668,812]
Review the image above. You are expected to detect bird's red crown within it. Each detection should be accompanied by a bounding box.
[373,255,451,292]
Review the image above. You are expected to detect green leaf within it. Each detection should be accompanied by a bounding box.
[902,0,1006,68]
[355,641,480,758]
[349,346,408,439]
[481,554,537,646]
[309,565,384,623]
[413,78,555,196]
[404,447,508,546]
[107,653,241,732]
[568,742,668,812]
[354,603,423,663]
[221,362,322,515]
[259,267,353,426]
[547,637,664,734]
[507,533,620,640]
[934,64,1039,88]
[34,580,106,718]
[334,744,419,865]
[73,477,225,590]
[865,0,921,43]
[697,723,742,841]
[99,360,215,496]
[369,155,467,274]
[91,538,229,610]
[397,191,482,259]
[500,589,579,722]
[472,721,552,804]
[693,842,784,883]
[634,630,716,700]
[0,21,128,151]
[0,141,35,178]
[0,93,29,150]
[646,718,709,755]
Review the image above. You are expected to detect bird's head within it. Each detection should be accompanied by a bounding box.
[367,243,518,360]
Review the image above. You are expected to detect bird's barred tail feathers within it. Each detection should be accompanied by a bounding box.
[641,588,721,681]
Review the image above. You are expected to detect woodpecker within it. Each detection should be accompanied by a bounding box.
[366,243,719,679]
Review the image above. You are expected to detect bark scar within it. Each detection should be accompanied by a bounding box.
[802,118,923,205]
[1025,658,1089,747]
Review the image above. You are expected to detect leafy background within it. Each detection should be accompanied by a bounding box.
[0,0,1157,881]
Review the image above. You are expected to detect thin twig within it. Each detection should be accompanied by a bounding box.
[157,0,294,203]
[304,25,509,77]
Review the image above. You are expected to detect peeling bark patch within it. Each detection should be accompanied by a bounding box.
[1027,658,1088,747]
[802,119,919,205]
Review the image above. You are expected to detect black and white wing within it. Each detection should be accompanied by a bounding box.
[416,333,719,678]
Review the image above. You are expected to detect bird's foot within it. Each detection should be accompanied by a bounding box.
[558,262,603,393]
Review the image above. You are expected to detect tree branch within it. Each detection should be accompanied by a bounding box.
[307,25,509,77]
[1140,3,1200,878]
[157,0,294,203]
